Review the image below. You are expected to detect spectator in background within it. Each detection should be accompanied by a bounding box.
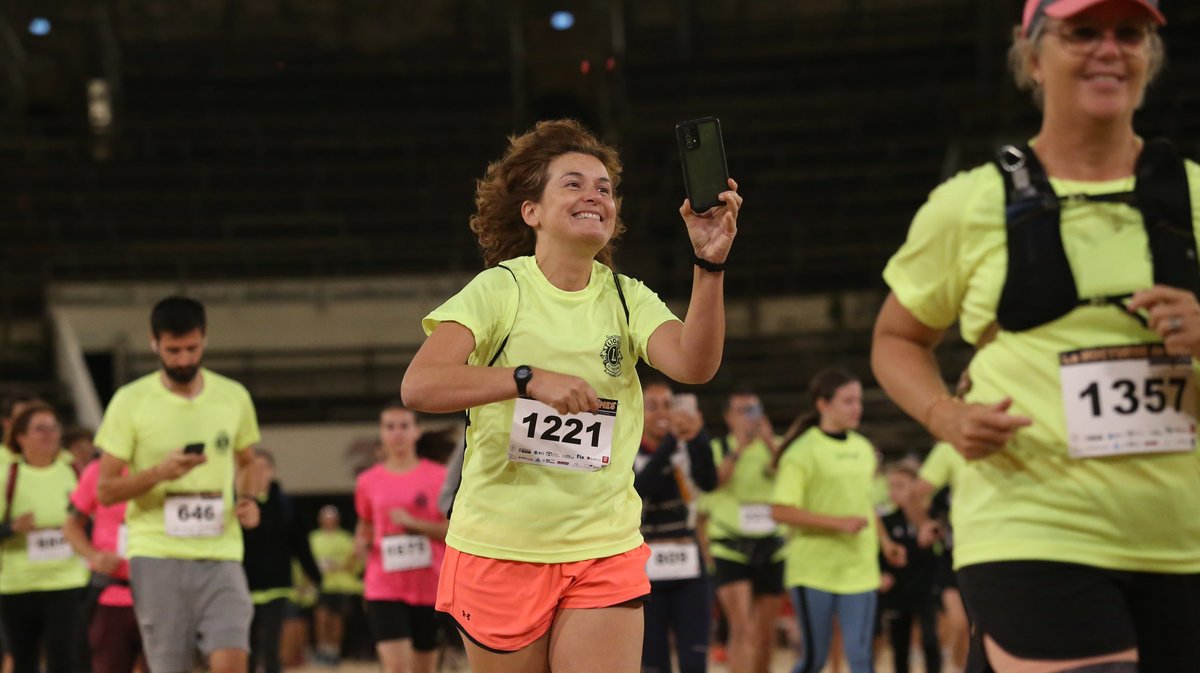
[309,505,361,666]
[0,402,89,673]
[634,379,717,673]
[701,388,783,673]
[63,446,143,673]
[242,449,322,673]
[878,461,941,673]
[63,427,98,477]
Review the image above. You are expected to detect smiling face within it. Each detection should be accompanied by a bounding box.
[643,384,673,444]
[1033,1,1155,122]
[17,411,61,463]
[521,152,617,258]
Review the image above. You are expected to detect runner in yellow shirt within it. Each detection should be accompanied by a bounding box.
[94,296,262,673]
[309,505,361,665]
[872,1,1200,669]
[402,119,741,672]
[702,388,783,673]
[771,369,905,673]
[0,402,89,673]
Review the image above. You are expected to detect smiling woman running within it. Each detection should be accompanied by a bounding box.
[401,119,741,673]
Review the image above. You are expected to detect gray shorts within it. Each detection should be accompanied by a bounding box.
[129,557,253,673]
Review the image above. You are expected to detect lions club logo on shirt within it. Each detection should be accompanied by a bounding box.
[600,335,623,377]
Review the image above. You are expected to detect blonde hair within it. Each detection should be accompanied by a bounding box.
[1008,21,1166,109]
[469,119,625,269]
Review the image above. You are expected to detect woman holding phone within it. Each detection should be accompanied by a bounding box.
[401,118,740,672]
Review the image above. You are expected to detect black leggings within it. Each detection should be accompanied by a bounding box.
[642,576,711,673]
[249,598,288,673]
[884,600,942,673]
[0,588,83,673]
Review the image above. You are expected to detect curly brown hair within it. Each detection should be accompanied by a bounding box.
[470,119,625,268]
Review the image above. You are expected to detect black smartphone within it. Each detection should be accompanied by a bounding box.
[675,117,730,213]
[183,442,205,455]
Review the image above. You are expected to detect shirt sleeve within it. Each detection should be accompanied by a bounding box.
[618,274,681,365]
[354,474,372,524]
[94,388,136,462]
[422,267,519,366]
[234,385,262,452]
[882,168,983,330]
[771,447,807,509]
[69,463,99,516]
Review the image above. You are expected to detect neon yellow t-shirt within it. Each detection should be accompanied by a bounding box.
[0,445,14,465]
[94,369,261,562]
[883,159,1200,573]
[309,529,362,594]
[772,428,880,593]
[422,256,679,563]
[0,461,89,594]
[919,442,965,492]
[702,435,782,563]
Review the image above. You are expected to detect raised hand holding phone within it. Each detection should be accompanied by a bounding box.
[676,117,740,267]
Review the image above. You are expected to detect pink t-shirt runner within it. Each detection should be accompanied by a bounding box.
[355,460,448,605]
[70,461,131,607]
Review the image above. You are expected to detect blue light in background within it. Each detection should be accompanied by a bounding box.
[550,11,575,31]
[28,18,51,36]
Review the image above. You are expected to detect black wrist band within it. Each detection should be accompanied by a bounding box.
[693,255,726,273]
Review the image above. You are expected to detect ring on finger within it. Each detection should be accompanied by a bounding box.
[1167,316,1184,333]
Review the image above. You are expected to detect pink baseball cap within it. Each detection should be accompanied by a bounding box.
[1022,0,1166,37]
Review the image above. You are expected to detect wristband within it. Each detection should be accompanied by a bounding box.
[693,255,726,273]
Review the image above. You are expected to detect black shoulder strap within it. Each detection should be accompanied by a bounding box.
[995,144,1082,331]
[3,461,18,526]
[718,436,730,458]
[1135,139,1200,296]
[611,269,630,324]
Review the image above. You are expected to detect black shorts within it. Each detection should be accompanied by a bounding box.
[958,561,1200,672]
[935,548,958,592]
[364,600,439,652]
[317,592,359,616]
[712,557,784,596]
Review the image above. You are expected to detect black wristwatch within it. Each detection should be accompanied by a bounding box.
[514,365,533,397]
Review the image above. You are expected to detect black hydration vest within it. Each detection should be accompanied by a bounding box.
[994,139,1200,332]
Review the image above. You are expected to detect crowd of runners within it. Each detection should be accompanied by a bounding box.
[2,1,1198,672]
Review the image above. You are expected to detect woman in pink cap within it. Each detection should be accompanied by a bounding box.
[872,0,1200,671]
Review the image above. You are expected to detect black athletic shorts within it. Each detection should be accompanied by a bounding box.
[958,561,1200,673]
[712,557,784,596]
[364,600,439,651]
[317,592,359,616]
